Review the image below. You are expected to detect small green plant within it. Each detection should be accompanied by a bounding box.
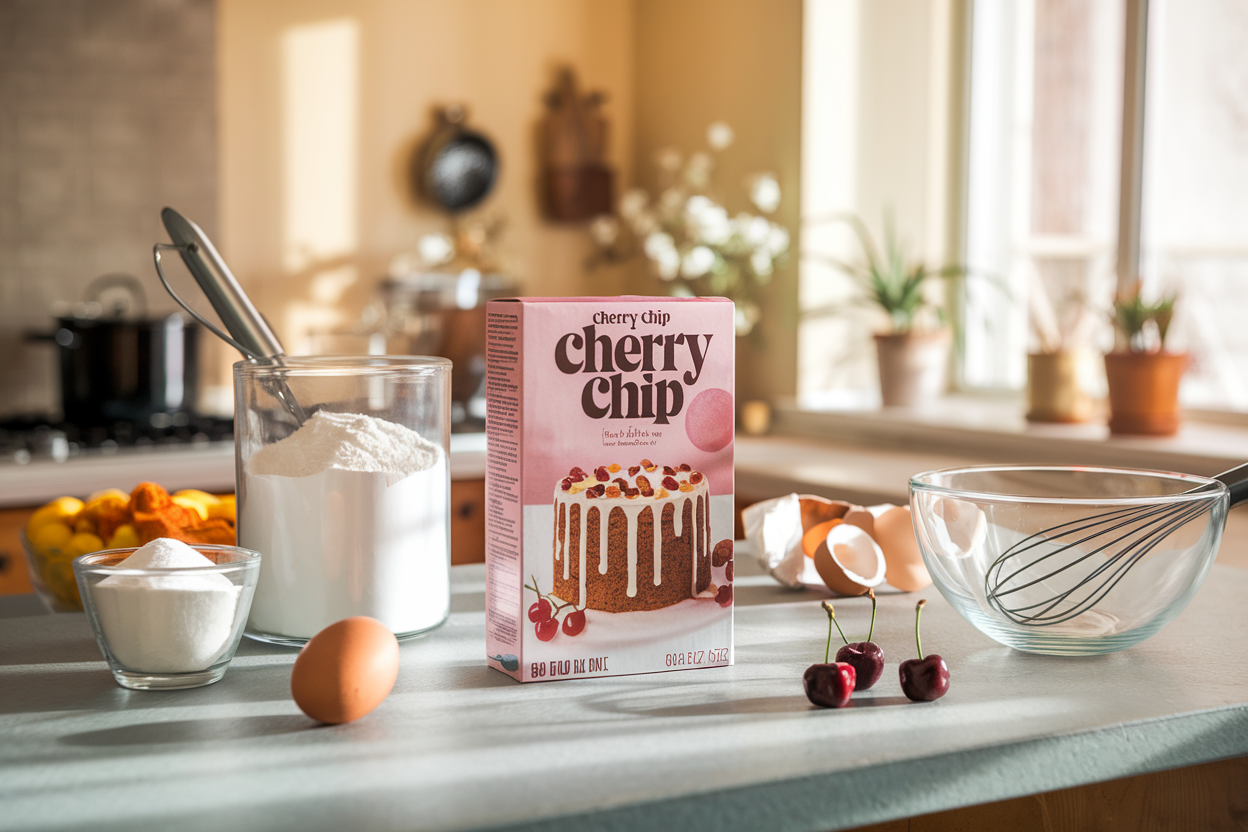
[813,211,967,333]
[1112,290,1177,353]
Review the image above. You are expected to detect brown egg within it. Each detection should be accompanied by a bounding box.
[874,506,932,592]
[291,617,400,724]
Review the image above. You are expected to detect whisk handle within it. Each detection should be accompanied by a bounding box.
[1215,462,1248,508]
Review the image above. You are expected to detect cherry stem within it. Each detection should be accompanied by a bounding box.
[867,588,877,643]
[915,599,927,660]
[822,600,849,663]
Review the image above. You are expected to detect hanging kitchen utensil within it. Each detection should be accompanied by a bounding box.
[540,67,613,221]
[413,105,499,213]
[152,207,307,425]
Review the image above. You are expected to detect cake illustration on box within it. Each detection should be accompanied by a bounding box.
[553,460,712,613]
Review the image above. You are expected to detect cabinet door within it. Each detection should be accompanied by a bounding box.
[0,508,35,596]
[450,479,485,565]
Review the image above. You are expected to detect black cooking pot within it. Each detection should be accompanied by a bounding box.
[53,314,199,426]
[31,274,201,426]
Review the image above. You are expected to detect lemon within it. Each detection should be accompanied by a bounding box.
[30,521,73,554]
[107,524,140,549]
[208,498,236,522]
[171,495,209,520]
[85,488,130,504]
[173,489,221,507]
[27,497,84,535]
[64,532,105,558]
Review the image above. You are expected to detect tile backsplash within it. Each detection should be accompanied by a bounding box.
[0,0,218,418]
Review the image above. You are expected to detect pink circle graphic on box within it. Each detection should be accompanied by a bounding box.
[685,388,733,452]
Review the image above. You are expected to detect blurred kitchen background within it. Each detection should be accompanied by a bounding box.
[4,0,1248,447]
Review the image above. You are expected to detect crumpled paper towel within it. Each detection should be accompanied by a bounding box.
[742,494,822,588]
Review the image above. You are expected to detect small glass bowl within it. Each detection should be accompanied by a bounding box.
[72,545,261,690]
[20,528,85,612]
[910,465,1227,656]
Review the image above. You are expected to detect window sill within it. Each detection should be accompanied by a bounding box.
[770,395,1248,478]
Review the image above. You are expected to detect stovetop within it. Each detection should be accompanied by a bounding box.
[0,415,234,465]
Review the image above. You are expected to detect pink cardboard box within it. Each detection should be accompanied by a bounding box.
[485,297,735,681]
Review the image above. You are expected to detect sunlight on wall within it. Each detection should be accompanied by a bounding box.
[799,0,865,402]
[282,18,359,275]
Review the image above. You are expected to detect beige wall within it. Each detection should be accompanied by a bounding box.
[217,0,804,404]
[216,0,636,393]
[632,0,804,403]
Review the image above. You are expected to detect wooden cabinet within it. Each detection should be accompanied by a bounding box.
[0,478,489,596]
[0,507,35,596]
[449,479,486,564]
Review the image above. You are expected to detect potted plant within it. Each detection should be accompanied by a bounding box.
[817,213,964,408]
[1025,265,1096,423]
[1104,290,1186,436]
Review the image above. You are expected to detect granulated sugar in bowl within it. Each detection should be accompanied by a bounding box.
[73,539,261,690]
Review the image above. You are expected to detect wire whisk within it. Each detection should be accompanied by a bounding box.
[985,463,1248,627]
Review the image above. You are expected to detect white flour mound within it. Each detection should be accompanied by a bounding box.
[249,410,439,477]
[93,538,241,673]
[242,411,450,640]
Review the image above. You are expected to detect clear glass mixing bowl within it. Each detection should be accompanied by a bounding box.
[910,465,1227,656]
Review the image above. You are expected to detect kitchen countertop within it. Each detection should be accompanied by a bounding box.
[0,433,489,508]
[2,555,1247,832]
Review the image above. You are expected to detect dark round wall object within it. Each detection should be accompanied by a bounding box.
[415,106,499,214]
[425,134,498,212]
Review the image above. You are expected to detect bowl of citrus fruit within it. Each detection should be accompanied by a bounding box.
[22,482,237,612]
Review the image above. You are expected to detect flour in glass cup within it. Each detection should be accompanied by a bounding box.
[241,410,450,640]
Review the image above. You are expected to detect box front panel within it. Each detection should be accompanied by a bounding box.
[516,298,734,681]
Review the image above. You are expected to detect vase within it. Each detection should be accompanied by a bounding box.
[1027,350,1095,423]
[1103,351,1189,436]
[874,330,951,408]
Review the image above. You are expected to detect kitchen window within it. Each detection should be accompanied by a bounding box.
[800,0,1248,415]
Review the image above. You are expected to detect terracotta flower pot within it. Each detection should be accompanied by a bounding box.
[1027,350,1095,424]
[874,330,950,408]
[1103,351,1189,436]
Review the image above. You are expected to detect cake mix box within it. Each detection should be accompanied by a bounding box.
[485,296,735,681]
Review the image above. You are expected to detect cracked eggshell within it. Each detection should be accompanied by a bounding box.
[813,523,887,596]
[798,495,851,534]
[842,506,875,537]
[802,519,843,559]
[874,506,932,592]
[930,496,987,560]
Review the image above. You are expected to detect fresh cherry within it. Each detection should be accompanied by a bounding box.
[804,601,857,708]
[833,589,884,690]
[803,662,856,709]
[715,584,732,607]
[899,599,950,702]
[535,617,559,642]
[528,599,552,623]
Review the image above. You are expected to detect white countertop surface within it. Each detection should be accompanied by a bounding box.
[2,554,1246,832]
[0,433,489,508]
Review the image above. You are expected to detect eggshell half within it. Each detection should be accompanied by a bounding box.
[874,506,932,592]
[291,616,400,725]
[802,519,843,559]
[930,496,986,559]
[798,495,851,534]
[813,523,887,595]
[842,506,875,538]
